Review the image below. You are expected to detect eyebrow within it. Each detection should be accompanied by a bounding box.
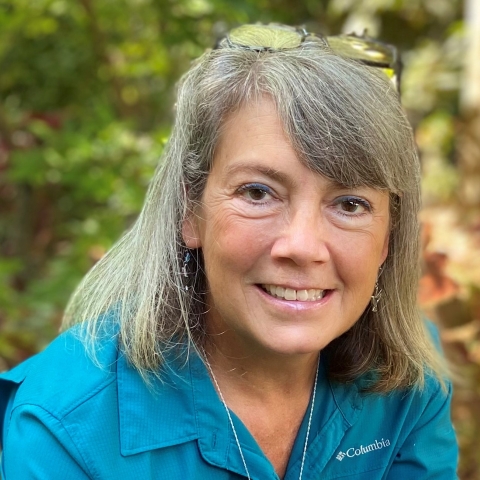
[222,162,295,187]
[221,161,372,195]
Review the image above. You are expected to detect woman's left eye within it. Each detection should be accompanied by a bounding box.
[335,196,371,215]
[237,183,274,203]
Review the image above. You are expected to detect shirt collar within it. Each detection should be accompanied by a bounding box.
[116,347,363,473]
[117,347,198,455]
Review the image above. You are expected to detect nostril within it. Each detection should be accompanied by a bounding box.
[270,241,331,266]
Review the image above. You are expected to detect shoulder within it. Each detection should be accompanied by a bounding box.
[356,316,452,432]
[361,369,451,422]
[324,315,453,438]
[0,324,118,421]
[0,332,203,479]
[365,363,457,464]
[0,325,125,478]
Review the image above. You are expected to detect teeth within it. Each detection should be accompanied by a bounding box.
[285,288,296,300]
[297,290,308,301]
[262,285,326,302]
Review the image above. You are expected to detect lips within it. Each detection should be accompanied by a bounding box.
[261,284,327,301]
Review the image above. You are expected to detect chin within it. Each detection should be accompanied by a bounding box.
[258,333,331,357]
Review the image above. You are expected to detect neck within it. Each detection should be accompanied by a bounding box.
[202,333,320,480]
[203,335,319,401]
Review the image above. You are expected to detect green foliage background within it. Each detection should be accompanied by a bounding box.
[1,0,477,477]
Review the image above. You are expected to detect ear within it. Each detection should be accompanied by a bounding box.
[182,213,202,249]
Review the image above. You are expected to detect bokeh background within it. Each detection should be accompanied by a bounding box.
[0,0,479,476]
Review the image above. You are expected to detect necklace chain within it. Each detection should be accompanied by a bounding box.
[204,355,319,480]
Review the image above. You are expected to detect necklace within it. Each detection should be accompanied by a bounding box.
[204,355,319,480]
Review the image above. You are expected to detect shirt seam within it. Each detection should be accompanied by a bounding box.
[8,403,97,479]
[15,375,117,421]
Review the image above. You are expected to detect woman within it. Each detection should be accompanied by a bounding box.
[0,24,458,479]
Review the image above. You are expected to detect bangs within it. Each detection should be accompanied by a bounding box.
[187,42,416,203]
[258,47,410,193]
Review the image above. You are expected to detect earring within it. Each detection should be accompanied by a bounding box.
[371,264,384,312]
[182,251,192,291]
[371,280,382,312]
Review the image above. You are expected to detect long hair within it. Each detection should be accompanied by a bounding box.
[63,31,446,392]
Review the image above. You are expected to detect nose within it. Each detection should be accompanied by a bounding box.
[270,207,331,266]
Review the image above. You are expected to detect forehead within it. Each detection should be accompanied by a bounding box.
[218,98,285,144]
[214,98,295,168]
[211,98,299,184]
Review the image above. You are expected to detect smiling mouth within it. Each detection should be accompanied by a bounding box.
[261,284,328,302]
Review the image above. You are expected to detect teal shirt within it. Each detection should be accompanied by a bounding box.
[0,327,458,479]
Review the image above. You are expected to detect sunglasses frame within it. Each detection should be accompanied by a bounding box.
[216,24,402,94]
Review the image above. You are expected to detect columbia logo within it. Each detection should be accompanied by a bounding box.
[335,438,391,461]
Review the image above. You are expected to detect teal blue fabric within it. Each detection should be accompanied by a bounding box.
[0,326,458,479]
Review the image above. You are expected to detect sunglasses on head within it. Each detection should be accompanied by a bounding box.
[215,24,401,94]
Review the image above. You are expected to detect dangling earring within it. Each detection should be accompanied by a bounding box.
[182,250,192,291]
[371,281,382,312]
[371,266,384,312]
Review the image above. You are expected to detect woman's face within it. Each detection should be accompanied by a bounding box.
[183,98,390,358]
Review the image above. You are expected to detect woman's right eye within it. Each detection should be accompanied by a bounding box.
[237,183,274,203]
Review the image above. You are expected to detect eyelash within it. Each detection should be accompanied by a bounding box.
[237,183,275,204]
[236,185,372,217]
[333,196,372,217]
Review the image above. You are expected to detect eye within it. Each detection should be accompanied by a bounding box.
[247,188,268,201]
[335,196,371,215]
[237,183,274,203]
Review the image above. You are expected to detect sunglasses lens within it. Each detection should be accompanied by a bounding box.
[228,25,302,50]
[327,36,394,66]
[327,35,399,90]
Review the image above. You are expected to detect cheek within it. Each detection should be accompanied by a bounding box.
[201,212,271,274]
[330,231,386,285]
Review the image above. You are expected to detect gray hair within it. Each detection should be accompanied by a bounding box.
[63,33,446,392]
